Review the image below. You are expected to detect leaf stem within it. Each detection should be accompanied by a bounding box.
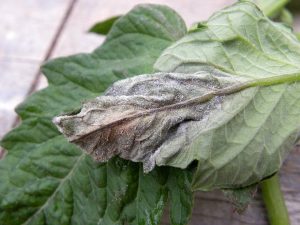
[215,72,300,95]
[260,174,290,225]
[255,0,289,18]
[247,72,300,87]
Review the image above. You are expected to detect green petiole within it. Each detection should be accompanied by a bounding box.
[253,0,289,18]
[261,174,290,225]
[216,72,300,95]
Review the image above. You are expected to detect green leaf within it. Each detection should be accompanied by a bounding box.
[53,70,251,172]
[53,67,300,173]
[89,16,121,35]
[0,4,187,225]
[167,168,194,225]
[154,1,300,190]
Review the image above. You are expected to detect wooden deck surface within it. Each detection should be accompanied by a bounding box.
[0,1,299,224]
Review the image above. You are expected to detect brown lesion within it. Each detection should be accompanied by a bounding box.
[73,116,141,162]
[67,90,217,143]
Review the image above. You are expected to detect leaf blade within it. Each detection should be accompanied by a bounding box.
[168,168,194,225]
[89,16,121,35]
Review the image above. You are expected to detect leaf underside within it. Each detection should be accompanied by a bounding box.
[154,1,300,190]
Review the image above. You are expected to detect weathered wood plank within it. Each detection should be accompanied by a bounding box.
[0,0,72,138]
[0,60,39,137]
[0,0,72,60]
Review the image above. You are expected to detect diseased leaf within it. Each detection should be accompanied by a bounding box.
[0,4,188,225]
[89,16,121,35]
[155,1,300,190]
[53,70,252,172]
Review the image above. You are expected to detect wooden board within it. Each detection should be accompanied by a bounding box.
[0,0,72,137]
[0,60,38,137]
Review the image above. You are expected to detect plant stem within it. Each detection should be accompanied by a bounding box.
[255,0,289,18]
[261,174,290,225]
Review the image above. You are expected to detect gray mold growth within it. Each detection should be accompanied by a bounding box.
[53,70,249,172]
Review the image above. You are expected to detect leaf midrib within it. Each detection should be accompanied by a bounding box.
[66,72,300,144]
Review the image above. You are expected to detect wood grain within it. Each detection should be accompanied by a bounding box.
[0,0,72,138]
